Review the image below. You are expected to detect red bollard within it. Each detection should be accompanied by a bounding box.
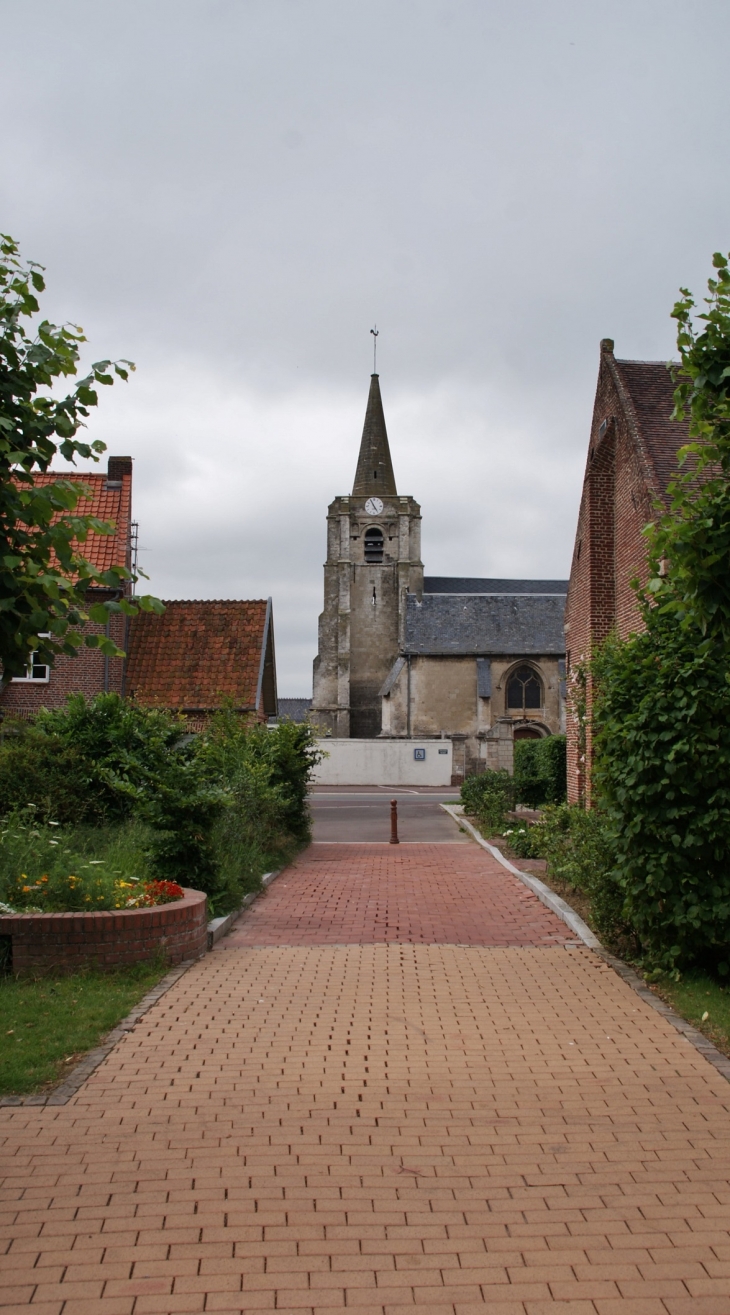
[390,798,400,845]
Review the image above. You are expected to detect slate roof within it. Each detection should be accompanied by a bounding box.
[352,374,397,497]
[277,697,313,723]
[126,599,273,712]
[27,463,132,575]
[404,592,566,656]
[424,577,568,595]
[612,359,690,495]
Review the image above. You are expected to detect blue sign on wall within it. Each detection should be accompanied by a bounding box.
[413,748,426,760]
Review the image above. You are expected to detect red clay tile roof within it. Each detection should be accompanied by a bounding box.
[126,600,272,711]
[28,469,132,574]
[613,359,690,497]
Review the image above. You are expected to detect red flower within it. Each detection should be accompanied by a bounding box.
[143,880,185,905]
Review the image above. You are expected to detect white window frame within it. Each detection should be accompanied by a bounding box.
[11,635,51,684]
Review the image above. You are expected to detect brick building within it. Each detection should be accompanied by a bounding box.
[126,599,277,730]
[564,339,689,802]
[0,456,134,717]
[0,457,278,725]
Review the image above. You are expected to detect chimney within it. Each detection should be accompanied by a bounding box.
[106,455,133,488]
[600,338,615,355]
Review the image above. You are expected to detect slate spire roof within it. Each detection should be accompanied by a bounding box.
[352,374,397,497]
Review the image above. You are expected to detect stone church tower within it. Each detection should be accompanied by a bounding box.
[312,374,423,737]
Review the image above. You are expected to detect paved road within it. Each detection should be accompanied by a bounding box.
[310,787,469,843]
[2,840,730,1314]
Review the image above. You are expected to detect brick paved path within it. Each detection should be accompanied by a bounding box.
[225,845,574,948]
[2,843,730,1314]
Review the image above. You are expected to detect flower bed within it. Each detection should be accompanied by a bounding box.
[0,888,207,976]
[0,873,186,915]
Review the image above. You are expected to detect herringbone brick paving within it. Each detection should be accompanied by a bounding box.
[1,843,730,1314]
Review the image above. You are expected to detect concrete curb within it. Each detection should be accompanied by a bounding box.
[443,803,730,1086]
[441,804,601,949]
[206,869,282,950]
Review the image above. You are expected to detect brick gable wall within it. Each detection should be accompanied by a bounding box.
[565,344,686,803]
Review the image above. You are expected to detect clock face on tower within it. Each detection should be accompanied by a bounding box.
[364,496,384,515]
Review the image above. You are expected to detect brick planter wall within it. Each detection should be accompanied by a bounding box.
[0,888,207,976]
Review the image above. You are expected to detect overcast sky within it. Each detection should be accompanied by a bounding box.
[2,0,729,693]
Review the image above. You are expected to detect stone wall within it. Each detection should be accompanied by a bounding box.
[381,654,563,779]
[312,493,423,738]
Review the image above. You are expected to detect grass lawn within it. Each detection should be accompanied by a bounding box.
[650,972,730,1060]
[0,960,171,1096]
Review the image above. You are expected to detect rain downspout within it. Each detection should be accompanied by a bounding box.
[406,655,412,739]
[103,618,110,693]
[104,589,124,694]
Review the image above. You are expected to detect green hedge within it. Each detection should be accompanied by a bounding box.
[513,735,567,807]
[460,769,516,833]
[593,618,730,973]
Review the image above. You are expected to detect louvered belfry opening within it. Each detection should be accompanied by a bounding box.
[364,526,384,563]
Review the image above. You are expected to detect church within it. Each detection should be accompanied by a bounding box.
[310,374,567,779]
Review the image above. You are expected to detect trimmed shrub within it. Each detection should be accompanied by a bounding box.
[501,821,543,859]
[513,735,567,808]
[460,769,516,833]
[537,734,568,803]
[512,742,543,808]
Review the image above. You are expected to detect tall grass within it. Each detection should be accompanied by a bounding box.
[0,812,153,911]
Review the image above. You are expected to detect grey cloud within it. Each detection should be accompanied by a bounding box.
[1,0,728,690]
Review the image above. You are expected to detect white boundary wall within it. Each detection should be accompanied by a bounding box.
[311,738,453,787]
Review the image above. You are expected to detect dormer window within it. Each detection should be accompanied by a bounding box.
[364,526,384,563]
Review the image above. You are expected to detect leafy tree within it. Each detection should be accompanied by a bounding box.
[0,233,161,684]
[645,251,730,639]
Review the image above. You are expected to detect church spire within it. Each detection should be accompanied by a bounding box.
[352,374,397,497]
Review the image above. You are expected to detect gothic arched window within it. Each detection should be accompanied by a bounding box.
[364,526,384,563]
[506,664,542,711]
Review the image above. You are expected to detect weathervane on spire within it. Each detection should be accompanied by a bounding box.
[370,325,378,373]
